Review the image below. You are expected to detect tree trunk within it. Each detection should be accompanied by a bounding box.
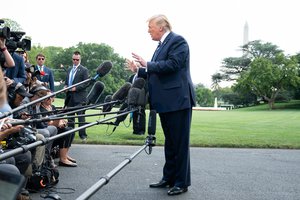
[267,99,275,110]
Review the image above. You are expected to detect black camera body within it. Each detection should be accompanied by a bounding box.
[5,126,37,149]
[0,19,31,66]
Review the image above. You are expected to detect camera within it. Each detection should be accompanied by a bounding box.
[5,31,31,52]
[0,20,10,39]
[0,19,31,66]
[5,126,37,149]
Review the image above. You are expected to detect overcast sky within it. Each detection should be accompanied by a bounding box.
[2,0,300,87]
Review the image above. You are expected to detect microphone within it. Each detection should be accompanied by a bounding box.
[127,78,147,108]
[111,82,132,102]
[148,110,156,136]
[92,61,113,80]
[132,78,145,89]
[87,81,105,104]
[147,110,157,154]
[102,95,113,112]
[112,102,129,133]
[127,88,140,107]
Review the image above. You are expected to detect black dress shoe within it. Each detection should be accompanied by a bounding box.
[59,161,77,167]
[167,186,188,195]
[149,180,173,188]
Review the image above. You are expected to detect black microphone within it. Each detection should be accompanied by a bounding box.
[147,110,157,154]
[148,110,156,136]
[102,95,113,112]
[127,87,140,107]
[111,82,132,102]
[87,81,105,104]
[132,78,145,89]
[112,102,129,133]
[92,61,113,80]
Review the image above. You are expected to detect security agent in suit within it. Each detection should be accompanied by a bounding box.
[35,53,55,92]
[127,14,196,196]
[64,51,89,140]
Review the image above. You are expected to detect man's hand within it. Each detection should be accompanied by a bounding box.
[132,53,147,67]
[125,58,139,73]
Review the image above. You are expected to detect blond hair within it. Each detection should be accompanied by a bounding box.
[147,14,172,32]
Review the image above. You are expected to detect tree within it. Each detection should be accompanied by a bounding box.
[0,18,23,31]
[218,40,283,82]
[195,84,214,107]
[234,54,300,109]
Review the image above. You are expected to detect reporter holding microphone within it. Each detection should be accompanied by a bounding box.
[126,14,196,196]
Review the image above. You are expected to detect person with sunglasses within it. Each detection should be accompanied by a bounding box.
[34,53,55,92]
[64,51,89,141]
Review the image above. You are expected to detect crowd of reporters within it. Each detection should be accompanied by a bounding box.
[0,37,78,200]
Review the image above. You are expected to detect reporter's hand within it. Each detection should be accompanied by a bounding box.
[0,37,6,49]
[20,112,31,120]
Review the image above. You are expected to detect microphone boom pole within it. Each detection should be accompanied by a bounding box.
[0,61,113,119]
[0,108,137,161]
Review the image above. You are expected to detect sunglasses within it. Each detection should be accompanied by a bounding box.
[73,59,80,61]
[38,58,45,61]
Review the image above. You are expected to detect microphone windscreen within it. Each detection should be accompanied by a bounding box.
[97,61,113,77]
[114,102,129,126]
[112,82,132,102]
[87,81,105,104]
[137,88,147,106]
[102,95,113,112]
[148,110,156,135]
[127,88,140,106]
[132,78,145,89]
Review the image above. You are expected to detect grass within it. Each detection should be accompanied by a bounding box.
[53,98,300,149]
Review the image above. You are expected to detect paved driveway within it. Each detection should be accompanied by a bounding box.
[30,145,300,200]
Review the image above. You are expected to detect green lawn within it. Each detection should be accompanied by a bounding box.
[53,99,300,149]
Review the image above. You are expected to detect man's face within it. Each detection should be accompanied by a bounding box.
[148,19,163,42]
[13,93,24,107]
[36,56,45,66]
[72,54,81,66]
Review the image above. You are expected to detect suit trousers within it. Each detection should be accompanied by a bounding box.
[66,94,87,139]
[159,108,192,188]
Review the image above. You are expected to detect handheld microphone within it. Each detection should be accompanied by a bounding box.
[87,81,105,104]
[92,61,113,80]
[147,110,157,154]
[111,82,132,102]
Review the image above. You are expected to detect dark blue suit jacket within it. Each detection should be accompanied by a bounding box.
[5,53,26,84]
[35,65,55,92]
[64,65,89,105]
[138,32,196,113]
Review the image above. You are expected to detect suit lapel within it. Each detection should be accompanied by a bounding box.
[152,32,173,61]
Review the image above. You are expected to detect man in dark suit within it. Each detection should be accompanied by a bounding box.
[4,52,26,84]
[64,51,89,140]
[34,53,55,92]
[127,14,196,196]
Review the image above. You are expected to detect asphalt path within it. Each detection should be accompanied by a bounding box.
[29,144,300,200]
